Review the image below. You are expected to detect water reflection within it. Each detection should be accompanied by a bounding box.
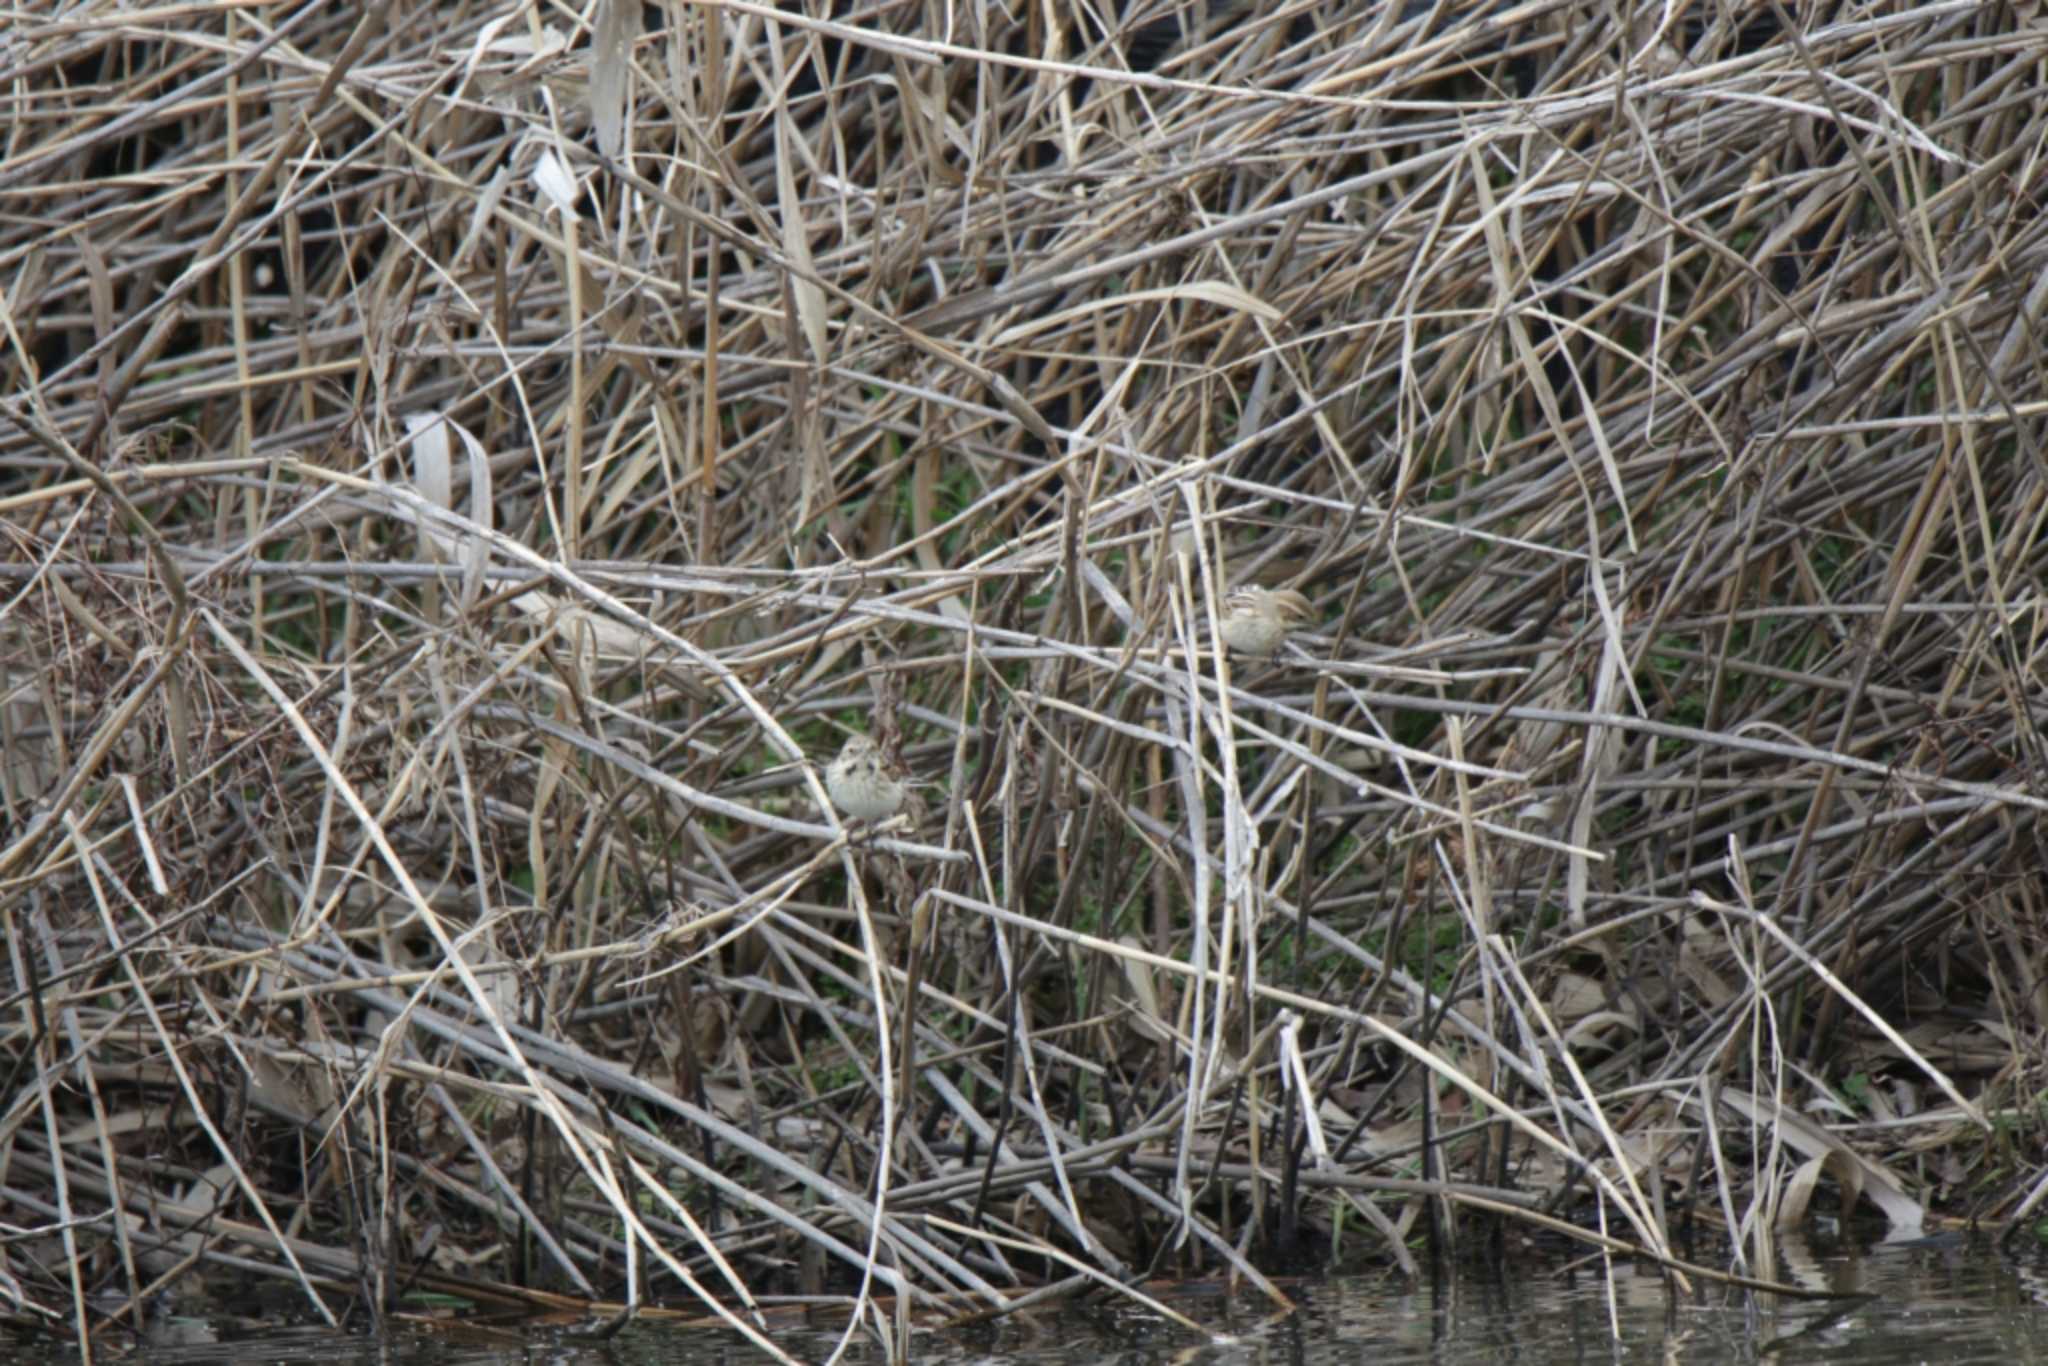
[17,1235,2048,1364]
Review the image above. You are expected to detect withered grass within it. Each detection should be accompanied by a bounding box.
[2,0,2045,1350]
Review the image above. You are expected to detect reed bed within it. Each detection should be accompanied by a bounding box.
[3,0,2046,1353]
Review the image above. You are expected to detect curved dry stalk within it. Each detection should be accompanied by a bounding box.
[4,0,2046,1347]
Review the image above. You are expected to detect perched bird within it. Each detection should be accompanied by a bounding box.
[1218,587,1314,656]
[826,734,912,821]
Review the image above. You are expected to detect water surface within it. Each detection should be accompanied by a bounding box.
[23,1235,2048,1364]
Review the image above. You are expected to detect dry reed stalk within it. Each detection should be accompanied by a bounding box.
[2,0,2042,1348]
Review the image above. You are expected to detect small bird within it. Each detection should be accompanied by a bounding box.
[1218,587,1313,656]
[825,734,912,822]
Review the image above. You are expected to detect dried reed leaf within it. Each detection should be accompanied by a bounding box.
[7,0,2043,1334]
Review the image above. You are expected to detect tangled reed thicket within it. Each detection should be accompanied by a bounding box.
[4,0,2048,1351]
